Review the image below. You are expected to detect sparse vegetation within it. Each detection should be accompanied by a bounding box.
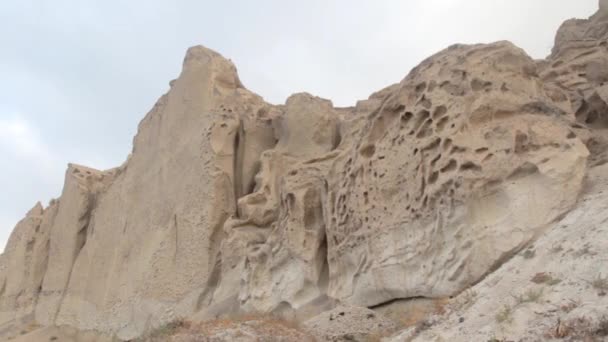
[487,338,507,342]
[522,249,536,259]
[574,245,596,258]
[545,316,608,340]
[591,273,608,292]
[134,318,189,341]
[513,288,544,305]
[133,314,314,341]
[550,243,564,254]
[390,298,448,329]
[530,272,561,286]
[414,318,435,334]
[449,289,478,312]
[531,272,551,284]
[560,299,580,313]
[460,289,478,307]
[598,316,608,336]
[548,278,562,286]
[495,305,512,324]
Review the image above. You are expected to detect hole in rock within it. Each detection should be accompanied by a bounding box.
[507,162,539,180]
[432,105,448,120]
[360,145,376,158]
[459,162,482,172]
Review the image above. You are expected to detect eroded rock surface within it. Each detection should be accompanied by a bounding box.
[325,41,588,308]
[541,2,608,166]
[1,4,606,341]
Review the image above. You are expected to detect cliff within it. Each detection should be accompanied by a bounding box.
[2,2,608,341]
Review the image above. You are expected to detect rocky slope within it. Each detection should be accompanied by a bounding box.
[2,2,607,341]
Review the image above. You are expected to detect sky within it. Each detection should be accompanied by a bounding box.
[0,0,598,252]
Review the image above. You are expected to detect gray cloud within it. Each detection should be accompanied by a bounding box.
[0,0,597,250]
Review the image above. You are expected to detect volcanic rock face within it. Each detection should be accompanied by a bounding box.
[325,42,587,307]
[1,5,606,341]
[541,3,608,167]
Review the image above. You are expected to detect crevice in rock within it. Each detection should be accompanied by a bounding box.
[195,194,231,309]
[196,247,223,310]
[54,193,97,323]
[332,129,342,150]
[30,238,51,315]
[233,119,245,202]
[74,193,96,261]
[368,296,430,310]
[0,279,6,298]
[318,235,330,293]
[173,214,179,263]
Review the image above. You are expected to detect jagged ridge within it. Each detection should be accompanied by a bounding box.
[1,2,607,341]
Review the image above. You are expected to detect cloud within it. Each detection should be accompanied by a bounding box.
[0,116,59,175]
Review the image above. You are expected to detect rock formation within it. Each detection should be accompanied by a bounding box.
[2,3,607,341]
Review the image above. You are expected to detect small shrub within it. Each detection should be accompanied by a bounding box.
[414,318,434,334]
[597,316,608,336]
[495,305,512,324]
[548,278,562,286]
[531,272,561,286]
[545,316,608,340]
[560,299,580,313]
[575,245,596,257]
[522,249,536,259]
[487,338,506,342]
[591,274,608,292]
[514,288,544,305]
[531,272,551,284]
[550,244,564,254]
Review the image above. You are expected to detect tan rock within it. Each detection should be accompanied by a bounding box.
[324,41,588,307]
[213,93,340,317]
[49,46,273,340]
[0,202,46,334]
[398,162,608,342]
[35,164,115,327]
[0,7,602,341]
[542,5,608,166]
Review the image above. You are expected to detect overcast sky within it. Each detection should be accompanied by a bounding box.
[0,0,598,251]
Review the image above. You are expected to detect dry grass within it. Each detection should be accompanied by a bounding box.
[495,289,544,325]
[200,313,303,331]
[134,314,315,342]
[395,298,449,328]
[398,307,433,328]
[445,289,478,315]
[513,288,544,305]
[591,274,608,292]
[134,318,190,341]
[544,316,608,340]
